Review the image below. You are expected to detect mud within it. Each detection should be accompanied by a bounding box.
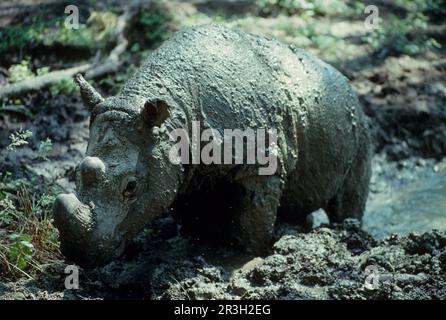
[356,54,446,160]
[1,218,445,300]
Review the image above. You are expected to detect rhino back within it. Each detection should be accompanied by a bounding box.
[120,24,365,179]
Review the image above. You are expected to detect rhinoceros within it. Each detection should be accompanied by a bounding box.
[54,24,371,266]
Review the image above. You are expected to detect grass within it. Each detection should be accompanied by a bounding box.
[1,131,60,280]
[0,174,61,280]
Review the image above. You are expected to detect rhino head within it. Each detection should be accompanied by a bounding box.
[54,74,180,267]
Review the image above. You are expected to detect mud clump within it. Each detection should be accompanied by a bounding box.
[145,220,446,300]
[1,219,444,300]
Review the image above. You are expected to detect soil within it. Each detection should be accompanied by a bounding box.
[0,0,445,300]
[1,219,445,300]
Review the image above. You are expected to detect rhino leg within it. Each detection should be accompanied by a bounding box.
[325,139,372,223]
[232,175,283,255]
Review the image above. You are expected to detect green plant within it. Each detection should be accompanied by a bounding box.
[0,14,109,56]
[256,0,348,17]
[0,191,15,227]
[28,18,96,49]
[36,66,50,76]
[7,62,78,96]
[0,23,38,55]
[364,15,440,56]
[362,1,442,57]
[37,66,78,96]
[0,176,61,279]
[8,234,35,270]
[6,130,33,151]
[395,0,446,16]
[49,79,78,96]
[132,2,173,49]
[8,60,34,83]
[38,138,53,161]
[0,103,34,118]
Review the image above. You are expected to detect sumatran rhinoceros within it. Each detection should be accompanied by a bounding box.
[54,24,371,267]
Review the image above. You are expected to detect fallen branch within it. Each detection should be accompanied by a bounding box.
[0,2,140,100]
[0,64,91,99]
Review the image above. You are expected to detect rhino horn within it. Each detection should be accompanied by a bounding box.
[75,74,104,112]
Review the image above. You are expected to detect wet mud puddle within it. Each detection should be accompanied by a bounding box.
[313,155,446,239]
[364,156,446,239]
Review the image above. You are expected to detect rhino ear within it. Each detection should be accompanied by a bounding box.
[141,99,170,127]
[75,74,104,112]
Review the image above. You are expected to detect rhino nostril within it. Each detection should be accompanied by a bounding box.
[80,156,105,184]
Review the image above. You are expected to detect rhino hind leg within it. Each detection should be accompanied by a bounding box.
[231,175,283,256]
[325,141,372,223]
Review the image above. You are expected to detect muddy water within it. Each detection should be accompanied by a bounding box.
[363,156,446,239]
[312,155,446,239]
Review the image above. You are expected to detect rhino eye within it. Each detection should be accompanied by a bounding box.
[122,178,137,200]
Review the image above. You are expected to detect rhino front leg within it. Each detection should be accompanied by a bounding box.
[232,175,283,255]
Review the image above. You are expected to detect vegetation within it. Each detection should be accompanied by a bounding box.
[5,60,79,98]
[255,0,350,17]
[8,61,35,84]
[0,17,96,56]
[6,130,33,151]
[128,0,174,55]
[37,138,53,161]
[1,130,59,280]
[362,0,442,57]
[0,174,60,279]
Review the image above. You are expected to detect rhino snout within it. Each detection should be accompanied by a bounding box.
[54,193,94,232]
[79,156,105,185]
[54,193,99,266]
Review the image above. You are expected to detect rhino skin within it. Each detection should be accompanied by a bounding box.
[54,24,372,267]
